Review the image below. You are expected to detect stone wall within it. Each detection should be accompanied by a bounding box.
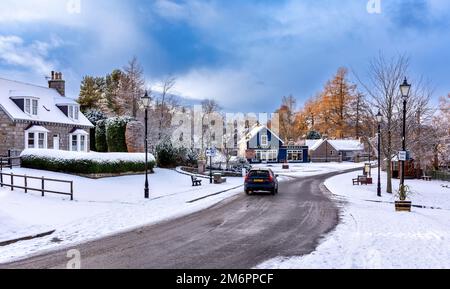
[0,107,90,156]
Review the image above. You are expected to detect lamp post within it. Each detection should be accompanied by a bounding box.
[376,110,383,197]
[141,91,151,199]
[399,78,411,200]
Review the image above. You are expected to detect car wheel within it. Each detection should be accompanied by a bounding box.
[245,190,251,195]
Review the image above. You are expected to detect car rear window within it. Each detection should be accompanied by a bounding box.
[248,170,270,178]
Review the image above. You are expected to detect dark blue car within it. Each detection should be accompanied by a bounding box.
[244,168,279,195]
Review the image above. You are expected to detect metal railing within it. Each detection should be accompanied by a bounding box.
[0,172,74,200]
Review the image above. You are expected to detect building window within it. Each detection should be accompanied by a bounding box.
[32,99,38,115]
[38,133,45,149]
[69,130,88,152]
[24,98,39,116]
[80,135,86,152]
[68,105,80,120]
[254,150,278,162]
[25,99,31,114]
[71,135,78,151]
[287,150,303,162]
[261,135,268,147]
[25,127,48,149]
[27,133,35,149]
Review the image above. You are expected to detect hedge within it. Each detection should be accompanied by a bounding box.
[95,120,108,152]
[106,117,132,152]
[21,150,155,175]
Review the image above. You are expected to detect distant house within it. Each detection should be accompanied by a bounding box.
[307,139,365,162]
[238,124,308,163]
[0,72,93,156]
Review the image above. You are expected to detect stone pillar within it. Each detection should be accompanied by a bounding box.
[125,121,145,153]
[198,159,206,174]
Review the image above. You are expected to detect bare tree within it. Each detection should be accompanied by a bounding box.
[356,53,409,194]
[121,57,145,118]
[403,78,436,176]
[156,77,177,141]
[200,99,221,157]
[276,95,298,143]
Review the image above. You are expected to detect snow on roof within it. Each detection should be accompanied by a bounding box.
[306,139,323,150]
[328,140,364,151]
[0,77,93,127]
[25,125,50,133]
[71,129,89,135]
[238,124,284,145]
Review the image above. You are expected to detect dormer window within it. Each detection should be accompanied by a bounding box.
[67,105,79,120]
[21,98,39,116]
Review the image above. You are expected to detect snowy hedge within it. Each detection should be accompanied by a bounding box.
[85,109,107,151]
[21,149,155,175]
[105,117,133,152]
[95,119,108,152]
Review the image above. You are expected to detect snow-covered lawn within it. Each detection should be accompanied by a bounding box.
[257,171,450,269]
[0,167,243,263]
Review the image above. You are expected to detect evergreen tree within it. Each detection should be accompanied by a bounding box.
[78,76,105,112]
[102,69,123,116]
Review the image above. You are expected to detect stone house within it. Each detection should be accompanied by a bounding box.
[0,72,93,156]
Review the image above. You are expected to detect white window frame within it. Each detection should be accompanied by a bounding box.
[25,128,48,149]
[32,99,38,115]
[68,105,80,120]
[23,97,39,116]
[69,130,88,152]
[261,134,268,147]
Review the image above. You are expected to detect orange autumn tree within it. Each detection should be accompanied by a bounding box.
[300,67,358,139]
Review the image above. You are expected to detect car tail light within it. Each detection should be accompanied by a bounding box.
[268,175,273,183]
[245,175,250,182]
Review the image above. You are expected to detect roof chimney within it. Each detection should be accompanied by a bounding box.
[48,71,65,96]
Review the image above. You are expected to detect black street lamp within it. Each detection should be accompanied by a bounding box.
[141,91,151,199]
[399,78,411,200]
[376,110,383,197]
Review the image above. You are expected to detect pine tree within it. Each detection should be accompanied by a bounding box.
[102,69,123,116]
[78,76,105,112]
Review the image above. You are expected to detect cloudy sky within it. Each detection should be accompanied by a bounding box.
[0,0,449,112]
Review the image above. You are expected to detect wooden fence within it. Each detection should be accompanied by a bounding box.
[0,172,74,201]
[0,157,21,170]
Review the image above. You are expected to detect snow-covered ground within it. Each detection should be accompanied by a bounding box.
[257,171,450,269]
[0,167,243,263]
[253,162,367,178]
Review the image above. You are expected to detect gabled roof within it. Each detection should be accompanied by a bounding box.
[306,139,323,151]
[327,140,365,151]
[238,124,284,145]
[308,139,364,152]
[0,77,93,127]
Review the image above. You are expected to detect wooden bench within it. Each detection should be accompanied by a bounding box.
[353,175,371,186]
[191,175,202,187]
[422,176,432,181]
